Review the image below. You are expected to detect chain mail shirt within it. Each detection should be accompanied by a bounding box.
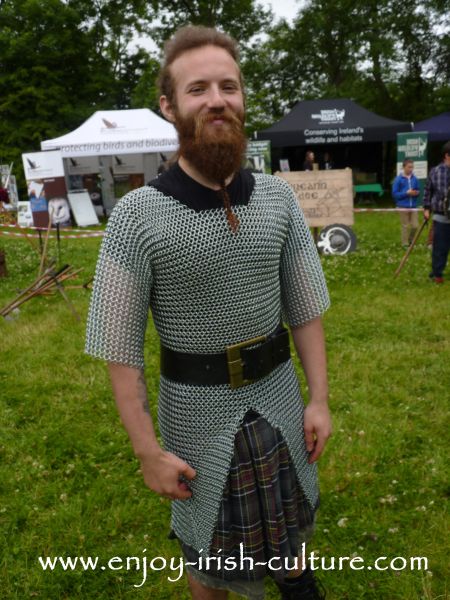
[85,169,330,555]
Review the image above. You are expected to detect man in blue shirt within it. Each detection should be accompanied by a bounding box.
[392,159,420,247]
[423,141,450,284]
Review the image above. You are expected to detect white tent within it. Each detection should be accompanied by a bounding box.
[41,108,178,156]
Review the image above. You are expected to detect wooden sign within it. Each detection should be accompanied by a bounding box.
[276,168,354,227]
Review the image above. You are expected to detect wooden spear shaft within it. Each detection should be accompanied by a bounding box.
[394,219,428,278]
[38,210,53,277]
[0,267,55,316]
[0,265,71,316]
[22,229,41,256]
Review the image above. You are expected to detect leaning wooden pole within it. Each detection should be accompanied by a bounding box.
[394,219,428,278]
[0,248,7,277]
[38,211,53,277]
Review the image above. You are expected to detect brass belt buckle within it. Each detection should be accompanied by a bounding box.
[226,334,267,389]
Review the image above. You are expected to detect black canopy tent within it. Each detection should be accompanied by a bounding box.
[256,99,412,183]
[413,112,450,141]
[257,98,411,146]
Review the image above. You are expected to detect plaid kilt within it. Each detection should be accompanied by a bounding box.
[179,410,316,585]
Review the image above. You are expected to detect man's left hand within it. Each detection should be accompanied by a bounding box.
[304,402,332,463]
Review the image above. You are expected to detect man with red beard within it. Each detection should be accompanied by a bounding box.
[86,26,330,600]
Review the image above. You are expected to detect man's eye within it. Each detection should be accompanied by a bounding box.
[189,87,204,94]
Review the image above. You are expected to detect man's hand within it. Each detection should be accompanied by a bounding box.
[290,318,331,463]
[140,449,196,500]
[107,363,196,501]
[424,208,431,221]
[304,402,332,464]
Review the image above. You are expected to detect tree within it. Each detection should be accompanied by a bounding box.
[143,0,273,46]
[0,1,95,177]
[66,0,151,107]
[128,0,274,123]
[0,0,153,190]
[242,0,363,132]
[243,0,450,132]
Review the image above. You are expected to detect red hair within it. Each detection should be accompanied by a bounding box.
[158,26,242,107]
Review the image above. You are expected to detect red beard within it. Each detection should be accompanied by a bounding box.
[174,107,247,186]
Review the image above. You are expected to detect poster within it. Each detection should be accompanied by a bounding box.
[245,140,272,174]
[66,156,100,175]
[112,154,144,175]
[17,201,33,227]
[279,159,290,172]
[22,151,69,227]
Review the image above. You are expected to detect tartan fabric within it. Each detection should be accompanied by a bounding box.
[180,411,316,584]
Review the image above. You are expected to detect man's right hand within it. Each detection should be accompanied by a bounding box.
[140,449,196,500]
[424,208,431,221]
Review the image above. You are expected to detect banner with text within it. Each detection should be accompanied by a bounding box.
[276,169,354,228]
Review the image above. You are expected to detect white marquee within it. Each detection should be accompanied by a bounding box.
[41,109,178,157]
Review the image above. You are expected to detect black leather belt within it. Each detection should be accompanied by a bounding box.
[160,326,291,388]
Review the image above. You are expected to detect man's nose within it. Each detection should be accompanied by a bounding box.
[206,86,226,109]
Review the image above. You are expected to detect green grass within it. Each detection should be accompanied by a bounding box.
[0,214,449,599]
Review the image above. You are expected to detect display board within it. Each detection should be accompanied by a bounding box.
[17,201,33,227]
[22,150,69,227]
[67,190,99,227]
[245,140,272,174]
[276,168,354,228]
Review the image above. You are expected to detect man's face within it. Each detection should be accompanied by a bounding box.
[160,44,245,128]
[404,161,414,175]
[160,44,247,185]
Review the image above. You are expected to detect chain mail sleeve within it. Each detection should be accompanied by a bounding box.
[279,179,330,327]
[85,194,152,369]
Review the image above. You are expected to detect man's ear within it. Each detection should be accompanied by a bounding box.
[160,96,175,123]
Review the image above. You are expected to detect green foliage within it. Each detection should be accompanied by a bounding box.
[144,0,273,46]
[130,56,162,113]
[243,0,450,131]
[0,0,153,192]
[0,0,449,189]
[0,213,449,599]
